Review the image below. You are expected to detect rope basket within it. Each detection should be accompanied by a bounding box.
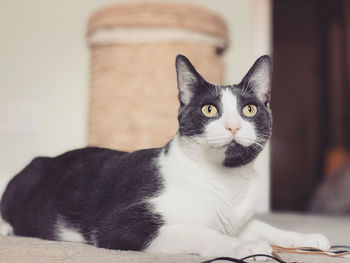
[87,3,229,151]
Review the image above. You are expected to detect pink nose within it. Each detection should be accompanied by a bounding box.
[225,124,241,135]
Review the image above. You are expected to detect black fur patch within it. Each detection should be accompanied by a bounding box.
[1,147,164,251]
[178,83,222,137]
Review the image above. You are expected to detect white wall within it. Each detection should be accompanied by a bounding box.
[0,0,271,211]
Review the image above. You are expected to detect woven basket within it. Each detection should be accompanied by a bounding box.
[87,3,229,151]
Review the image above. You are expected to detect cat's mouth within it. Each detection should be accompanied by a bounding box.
[205,134,247,149]
[226,138,253,149]
[214,140,237,149]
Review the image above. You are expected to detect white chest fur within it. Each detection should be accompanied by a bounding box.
[150,139,259,236]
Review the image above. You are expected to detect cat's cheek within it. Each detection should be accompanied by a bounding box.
[233,121,257,147]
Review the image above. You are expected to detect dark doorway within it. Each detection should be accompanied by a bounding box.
[271,0,350,211]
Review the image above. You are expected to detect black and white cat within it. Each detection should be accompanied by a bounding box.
[0,55,330,258]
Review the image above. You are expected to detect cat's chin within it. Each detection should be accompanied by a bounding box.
[226,140,245,148]
[224,141,237,148]
[223,142,261,167]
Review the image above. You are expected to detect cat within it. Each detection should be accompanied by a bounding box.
[0,55,330,259]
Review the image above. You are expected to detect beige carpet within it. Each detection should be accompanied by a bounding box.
[0,213,349,263]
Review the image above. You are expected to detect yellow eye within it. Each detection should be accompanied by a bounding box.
[242,104,257,117]
[202,105,218,118]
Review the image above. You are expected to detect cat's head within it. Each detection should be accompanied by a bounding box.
[175,55,272,167]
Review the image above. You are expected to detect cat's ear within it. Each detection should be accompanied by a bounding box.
[241,55,272,105]
[175,55,204,105]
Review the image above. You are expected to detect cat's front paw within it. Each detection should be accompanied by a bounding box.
[232,240,272,260]
[283,233,330,250]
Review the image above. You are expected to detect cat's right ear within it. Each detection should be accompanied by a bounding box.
[175,55,203,105]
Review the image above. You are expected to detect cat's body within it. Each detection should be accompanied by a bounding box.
[1,137,257,251]
[0,55,330,258]
[1,147,162,250]
[151,135,258,236]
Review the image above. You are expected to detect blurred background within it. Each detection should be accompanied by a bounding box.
[0,0,349,214]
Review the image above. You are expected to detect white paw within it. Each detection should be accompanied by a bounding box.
[232,240,273,260]
[0,220,13,236]
[283,233,330,250]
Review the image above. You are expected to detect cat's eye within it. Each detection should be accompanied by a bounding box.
[242,104,257,117]
[202,105,218,118]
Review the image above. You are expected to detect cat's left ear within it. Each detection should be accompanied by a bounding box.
[241,55,272,105]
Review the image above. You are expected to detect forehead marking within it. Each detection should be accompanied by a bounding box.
[221,89,238,119]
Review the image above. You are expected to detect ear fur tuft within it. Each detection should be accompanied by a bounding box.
[175,55,204,105]
[241,55,272,104]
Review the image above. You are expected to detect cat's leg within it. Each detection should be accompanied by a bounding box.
[0,215,13,236]
[238,219,330,250]
[146,223,272,258]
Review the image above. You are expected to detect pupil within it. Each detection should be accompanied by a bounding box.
[248,106,252,112]
[208,106,212,113]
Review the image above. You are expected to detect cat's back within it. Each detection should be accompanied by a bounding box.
[2,147,126,200]
[1,147,125,224]
[1,146,163,241]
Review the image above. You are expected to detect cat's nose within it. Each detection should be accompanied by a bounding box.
[225,123,241,135]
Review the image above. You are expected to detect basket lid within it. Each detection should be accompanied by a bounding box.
[87,3,229,49]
